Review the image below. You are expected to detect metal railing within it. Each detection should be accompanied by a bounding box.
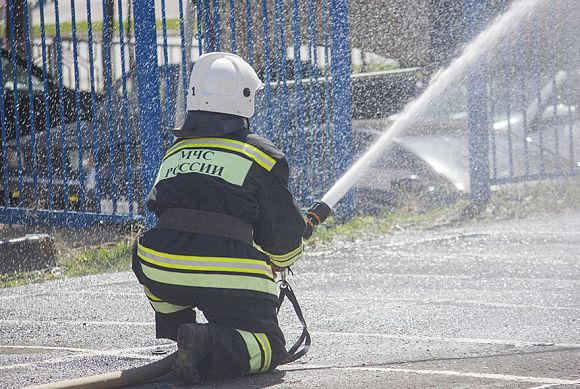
[0,0,354,226]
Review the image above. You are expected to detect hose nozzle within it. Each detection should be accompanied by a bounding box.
[303,201,332,240]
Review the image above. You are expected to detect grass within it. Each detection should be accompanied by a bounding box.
[1,19,185,37]
[0,241,132,288]
[306,199,468,244]
[307,176,580,244]
[480,177,580,220]
[351,63,400,74]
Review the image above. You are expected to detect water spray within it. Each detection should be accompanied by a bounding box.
[303,0,545,239]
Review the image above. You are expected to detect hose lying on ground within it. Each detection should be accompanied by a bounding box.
[22,352,177,389]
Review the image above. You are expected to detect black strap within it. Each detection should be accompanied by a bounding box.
[157,208,253,245]
[277,279,311,363]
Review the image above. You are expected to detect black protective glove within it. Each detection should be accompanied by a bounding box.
[303,201,332,240]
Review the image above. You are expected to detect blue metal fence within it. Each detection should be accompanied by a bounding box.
[2,0,579,228]
[0,0,353,227]
[465,0,580,198]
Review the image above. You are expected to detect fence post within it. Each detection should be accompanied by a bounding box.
[330,0,354,217]
[464,0,490,207]
[132,0,164,227]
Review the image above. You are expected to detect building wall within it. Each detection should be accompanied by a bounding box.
[349,0,472,69]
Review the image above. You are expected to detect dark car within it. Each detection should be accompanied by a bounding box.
[0,48,95,141]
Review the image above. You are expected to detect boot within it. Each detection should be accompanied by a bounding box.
[173,323,211,384]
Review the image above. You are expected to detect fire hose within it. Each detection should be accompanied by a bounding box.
[23,269,312,389]
[23,352,178,389]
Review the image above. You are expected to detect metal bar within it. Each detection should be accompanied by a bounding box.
[101,0,118,214]
[550,5,562,174]
[273,0,290,156]
[203,0,212,52]
[260,0,273,139]
[502,39,514,178]
[86,0,102,213]
[564,3,577,173]
[531,11,546,176]
[195,0,204,56]
[0,36,9,207]
[245,0,254,66]
[487,62,497,181]
[7,0,25,206]
[307,0,324,199]
[53,0,71,211]
[322,0,334,183]
[117,0,135,215]
[513,26,530,178]
[132,0,164,228]
[22,1,39,206]
[329,0,354,214]
[38,0,55,209]
[0,208,143,227]
[212,0,221,51]
[291,0,306,200]
[229,0,237,53]
[464,0,490,206]
[69,0,87,212]
[178,0,188,110]
[160,0,174,148]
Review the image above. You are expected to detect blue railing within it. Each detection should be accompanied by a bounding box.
[4,1,575,228]
[464,0,579,201]
[0,0,354,227]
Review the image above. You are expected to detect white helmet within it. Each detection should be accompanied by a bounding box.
[186,52,263,118]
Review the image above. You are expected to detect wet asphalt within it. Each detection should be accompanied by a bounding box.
[1,210,579,388]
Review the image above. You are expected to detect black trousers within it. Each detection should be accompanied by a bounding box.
[150,291,288,379]
[132,237,288,379]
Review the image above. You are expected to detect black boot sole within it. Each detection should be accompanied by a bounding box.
[173,324,205,384]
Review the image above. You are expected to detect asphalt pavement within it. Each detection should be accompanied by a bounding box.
[1,210,579,388]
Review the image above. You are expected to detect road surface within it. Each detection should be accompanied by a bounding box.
[1,210,579,388]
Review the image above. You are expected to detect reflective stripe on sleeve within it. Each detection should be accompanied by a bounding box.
[265,243,304,268]
[236,330,272,374]
[166,138,276,171]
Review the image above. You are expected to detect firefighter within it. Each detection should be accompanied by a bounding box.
[131,52,306,384]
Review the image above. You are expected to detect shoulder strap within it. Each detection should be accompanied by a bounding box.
[277,279,311,363]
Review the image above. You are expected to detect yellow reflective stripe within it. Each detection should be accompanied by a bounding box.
[143,286,161,301]
[138,244,274,278]
[149,300,191,314]
[236,330,262,374]
[140,263,278,296]
[266,244,304,267]
[254,333,272,373]
[143,286,190,314]
[267,244,303,261]
[166,138,276,171]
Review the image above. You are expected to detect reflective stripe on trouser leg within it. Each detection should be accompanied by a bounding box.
[236,329,272,374]
[144,286,191,314]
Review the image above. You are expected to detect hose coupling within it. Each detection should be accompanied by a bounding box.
[303,200,332,240]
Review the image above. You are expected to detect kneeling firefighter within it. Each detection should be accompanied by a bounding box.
[131,52,306,384]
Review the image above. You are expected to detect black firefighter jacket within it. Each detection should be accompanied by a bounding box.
[132,112,306,306]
